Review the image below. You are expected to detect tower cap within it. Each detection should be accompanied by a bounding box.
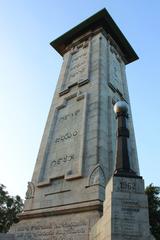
[50,8,139,64]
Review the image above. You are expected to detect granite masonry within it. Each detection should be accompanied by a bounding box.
[89,101,154,239]
[4,8,153,240]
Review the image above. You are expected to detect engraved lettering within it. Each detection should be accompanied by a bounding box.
[120,181,136,192]
[59,109,80,122]
[55,130,78,143]
[55,138,60,143]
[73,130,78,136]
[61,136,65,141]
[70,61,86,71]
[15,221,87,240]
[50,160,56,167]
[71,52,87,63]
[60,41,89,92]
[50,154,74,167]
[75,109,80,115]
[121,200,139,212]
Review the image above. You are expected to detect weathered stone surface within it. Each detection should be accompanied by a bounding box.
[20,30,139,217]
[0,234,15,240]
[9,8,148,240]
[11,211,100,240]
[90,176,154,240]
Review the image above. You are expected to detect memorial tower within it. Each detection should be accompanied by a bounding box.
[9,8,152,240]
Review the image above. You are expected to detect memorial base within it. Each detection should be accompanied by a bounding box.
[9,210,100,240]
[90,176,154,240]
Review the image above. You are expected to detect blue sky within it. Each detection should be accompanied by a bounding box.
[0,1,159,199]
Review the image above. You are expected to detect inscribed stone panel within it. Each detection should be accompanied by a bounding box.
[109,47,123,95]
[42,93,87,181]
[14,220,89,240]
[60,41,90,93]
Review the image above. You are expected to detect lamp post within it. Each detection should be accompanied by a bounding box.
[114,101,137,177]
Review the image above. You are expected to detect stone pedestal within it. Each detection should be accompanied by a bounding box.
[90,176,154,240]
[10,211,100,240]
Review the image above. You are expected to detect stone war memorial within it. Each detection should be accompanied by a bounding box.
[5,8,154,240]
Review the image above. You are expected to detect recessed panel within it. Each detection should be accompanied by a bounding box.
[41,93,87,181]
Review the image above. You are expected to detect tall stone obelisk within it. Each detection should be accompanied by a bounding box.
[9,8,147,240]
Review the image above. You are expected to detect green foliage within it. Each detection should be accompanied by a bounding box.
[0,184,23,233]
[145,184,160,240]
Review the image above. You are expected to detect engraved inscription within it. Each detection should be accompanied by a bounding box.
[120,181,136,192]
[113,57,121,83]
[68,50,88,85]
[109,47,123,94]
[61,40,90,92]
[15,220,88,240]
[40,93,87,181]
[123,237,139,240]
[113,200,140,236]
[121,212,139,235]
[55,130,78,143]
[59,109,80,122]
[50,154,74,167]
[121,200,139,211]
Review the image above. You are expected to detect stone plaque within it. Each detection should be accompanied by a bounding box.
[60,40,91,94]
[115,178,137,193]
[14,220,88,240]
[109,46,123,95]
[41,92,87,182]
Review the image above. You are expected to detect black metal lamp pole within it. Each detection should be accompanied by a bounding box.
[114,101,137,177]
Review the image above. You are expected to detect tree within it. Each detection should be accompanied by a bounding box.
[145,184,160,240]
[0,184,23,233]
